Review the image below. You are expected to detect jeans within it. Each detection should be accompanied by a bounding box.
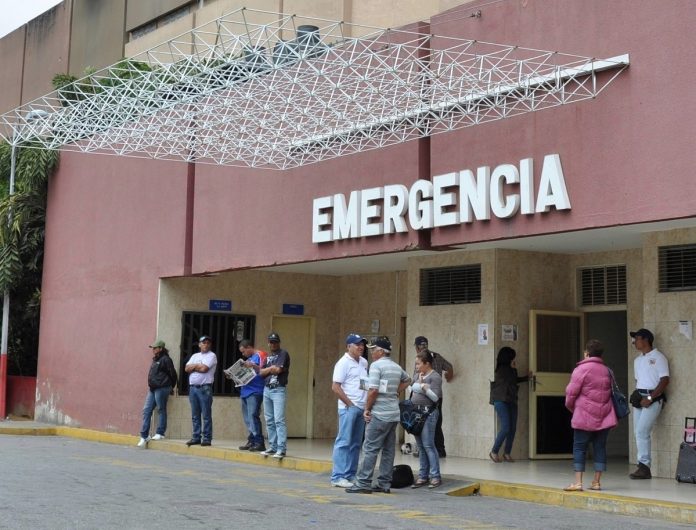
[354,416,398,490]
[242,392,264,446]
[331,405,365,482]
[189,384,213,442]
[140,386,171,438]
[263,386,287,453]
[491,401,518,455]
[633,398,663,467]
[415,409,440,480]
[572,428,610,472]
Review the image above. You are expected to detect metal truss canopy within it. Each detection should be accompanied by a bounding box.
[0,8,629,170]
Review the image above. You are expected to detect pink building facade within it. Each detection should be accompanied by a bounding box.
[34,1,696,477]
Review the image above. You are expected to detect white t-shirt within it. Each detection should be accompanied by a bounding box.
[332,352,368,409]
[634,348,669,389]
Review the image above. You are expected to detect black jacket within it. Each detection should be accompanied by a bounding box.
[490,365,529,403]
[148,351,178,390]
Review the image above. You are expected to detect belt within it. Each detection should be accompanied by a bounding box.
[635,388,654,392]
[636,389,666,402]
[190,383,212,388]
[266,383,285,389]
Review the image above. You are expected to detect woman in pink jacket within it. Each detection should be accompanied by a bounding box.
[563,339,617,491]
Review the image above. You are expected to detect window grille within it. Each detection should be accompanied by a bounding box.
[179,312,256,396]
[579,265,626,306]
[659,244,696,292]
[419,264,481,306]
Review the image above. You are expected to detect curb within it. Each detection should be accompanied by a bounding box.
[2,425,695,524]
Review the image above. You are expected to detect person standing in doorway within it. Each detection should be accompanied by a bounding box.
[489,346,531,462]
[563,339,617,492]
[629,328,670,480]
[137,339,178,447]
[185,335,217,447]
[237,339,266,452]
[330,333,369,488]
[260,332,291,459]
[346,337,411,494]
[414,336,453,457]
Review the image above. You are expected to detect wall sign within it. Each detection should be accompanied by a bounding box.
[209,299,232,311]
[282,303,304,315]
[312,153,570,243]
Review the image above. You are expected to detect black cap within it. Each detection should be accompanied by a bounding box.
[268,332,281,343]
[367,337,392,353]
[630,328,654,343]
[414,336,428,346]
[199,335,212,342]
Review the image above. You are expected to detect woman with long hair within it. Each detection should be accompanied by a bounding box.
[489,347,531,462]
[410,350,443,489]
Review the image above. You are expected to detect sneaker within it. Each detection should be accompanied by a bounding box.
[331,478,353,488]
[272,451,286,459]
[238,442,253,450]
[151,434,165,441]
[137,437,148,448]
[248,444,266,452]
[260,448,276,456]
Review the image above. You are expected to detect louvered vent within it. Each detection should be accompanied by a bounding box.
[659,244,696,292]
[579,265,627,306]
[419,264,481,306]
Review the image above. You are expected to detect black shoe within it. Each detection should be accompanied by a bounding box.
[186,439,201,447]
[372,486,391,493]
[629,463,651,479]
[201,441,211,447]
[248,444,266,452]
[345,485,372,494]
[239,442,252,450]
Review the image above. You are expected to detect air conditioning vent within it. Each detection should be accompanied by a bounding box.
[659,244,696,292]
[419,264,481,306]
[579,265,626,306]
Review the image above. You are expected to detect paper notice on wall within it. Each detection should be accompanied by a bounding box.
[478,324,489,345]
[502,324,517,341]
[679,320,692,340]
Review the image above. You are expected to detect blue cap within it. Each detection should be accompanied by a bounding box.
[346,333,367,345]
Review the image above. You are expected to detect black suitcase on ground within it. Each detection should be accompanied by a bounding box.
[675,417,696,484]
[391,464,414,488]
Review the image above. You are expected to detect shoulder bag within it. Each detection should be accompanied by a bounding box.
[607,367,630,419]
[399,399,433,435]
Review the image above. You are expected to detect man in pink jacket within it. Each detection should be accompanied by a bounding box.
[563,339,617,491]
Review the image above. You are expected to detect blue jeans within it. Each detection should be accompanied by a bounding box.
[242,392,264,446]
[331,405,365,482]
[491,401,518,455]
[140,386,171,438]
[189,384,213,442]
[354,417,398,490]
[572,428,610,472]
[415,409,440,480]
[263,386,287,453]
[633,398,663,467]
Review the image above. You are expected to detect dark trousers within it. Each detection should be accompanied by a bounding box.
[435,397,445,455]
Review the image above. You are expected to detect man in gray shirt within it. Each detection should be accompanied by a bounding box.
[346,337,411,494]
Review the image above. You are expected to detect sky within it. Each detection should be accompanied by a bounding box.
[0,0,64,39]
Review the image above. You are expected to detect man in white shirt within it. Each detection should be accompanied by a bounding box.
[184,335,218,447]
[629,328,670,479]
[330,333,369,488]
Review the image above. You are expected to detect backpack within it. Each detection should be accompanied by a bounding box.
[391,464,414,488]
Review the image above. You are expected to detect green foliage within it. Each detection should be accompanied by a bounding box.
[0,141,58,375]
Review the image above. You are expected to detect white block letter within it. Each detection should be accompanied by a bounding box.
[333,190,361,239]
[536,154,571,212]
[360,187,384,238]
[408,180,434,230]
[490,164,520,219]
[433,172,460,227]
[383,184,409,234]
[459,168,491,222]
[519,158,535,215]
[312,196,333,243]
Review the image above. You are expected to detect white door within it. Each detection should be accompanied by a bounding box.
[270,315,314,438]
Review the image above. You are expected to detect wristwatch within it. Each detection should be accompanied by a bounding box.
[647,395,653,402]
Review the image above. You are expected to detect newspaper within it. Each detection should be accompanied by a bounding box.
[223,358,257,387]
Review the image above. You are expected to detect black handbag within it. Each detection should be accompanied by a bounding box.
[629,389,643,408]
[607,368,630,419]
[399,400,433,435]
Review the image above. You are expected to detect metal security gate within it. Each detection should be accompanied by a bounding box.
[179,312,255,396]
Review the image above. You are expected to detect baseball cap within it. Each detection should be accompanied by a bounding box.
[268,332,281,343]
[199,335,212,342]
[367,337,392,353]
[149,339,165,348]
[630,328,654,343]
[414,336,428,346]
[346,333,368,345]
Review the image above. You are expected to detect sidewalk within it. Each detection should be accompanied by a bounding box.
[1,420,695,524]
